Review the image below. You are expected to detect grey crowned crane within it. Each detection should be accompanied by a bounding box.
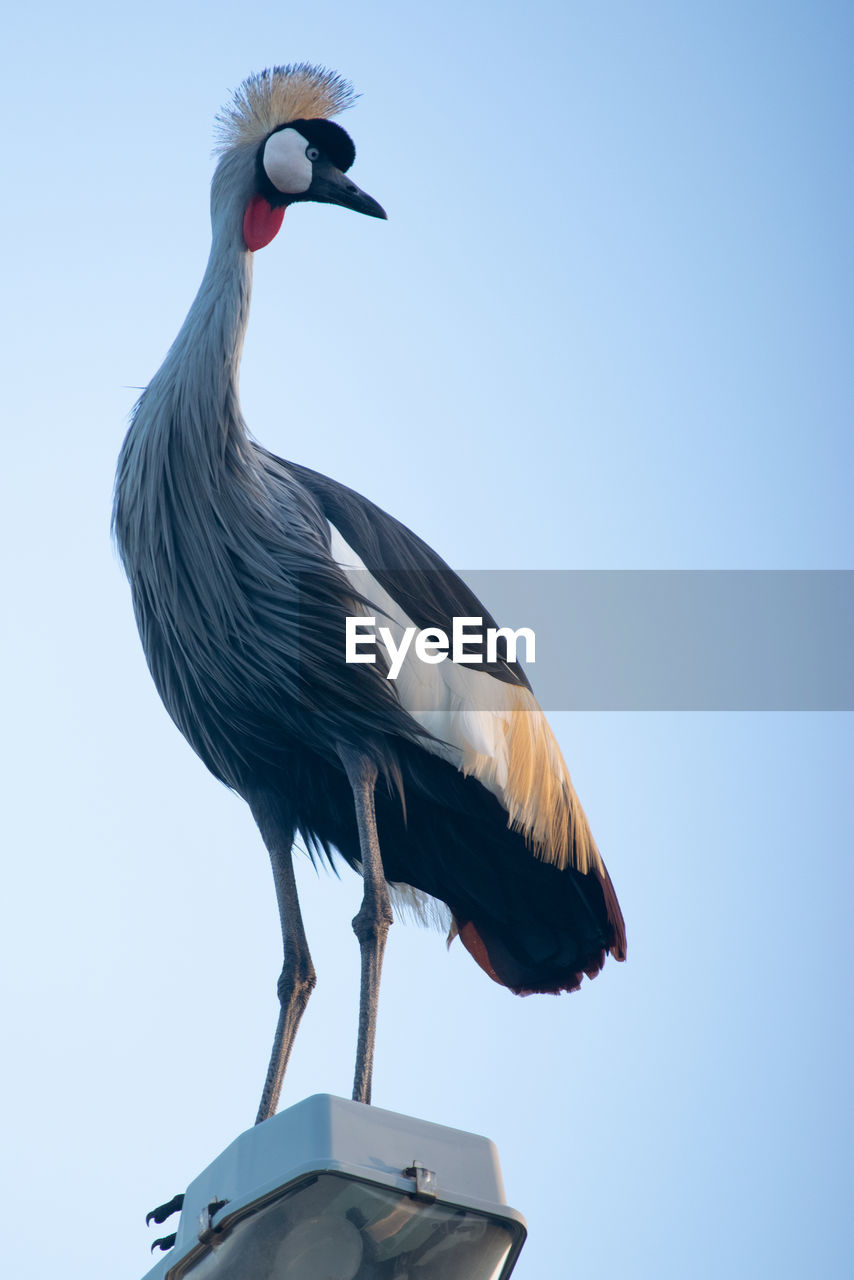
[114,64,626,1123]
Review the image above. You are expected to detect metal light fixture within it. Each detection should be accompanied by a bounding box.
[141,1094,526,1280]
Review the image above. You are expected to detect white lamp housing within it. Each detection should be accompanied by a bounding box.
[141,1094,526,1280]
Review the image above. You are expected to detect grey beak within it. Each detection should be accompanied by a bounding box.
[306,162,387,220]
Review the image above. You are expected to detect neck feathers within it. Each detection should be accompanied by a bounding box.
[114,222,256,574]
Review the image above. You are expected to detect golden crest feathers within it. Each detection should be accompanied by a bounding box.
[214,64,358,153]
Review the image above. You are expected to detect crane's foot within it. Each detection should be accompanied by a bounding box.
[146,1193,184,1226]
[151,1234,177,1254]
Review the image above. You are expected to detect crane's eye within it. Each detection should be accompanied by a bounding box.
[305,145,321,162]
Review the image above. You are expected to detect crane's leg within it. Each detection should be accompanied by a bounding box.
[338,746,393,1105]
[249,795,316,1124]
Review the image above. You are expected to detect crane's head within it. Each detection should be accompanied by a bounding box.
[213,65,386,252]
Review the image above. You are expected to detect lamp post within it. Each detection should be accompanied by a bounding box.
[141,1094,526,1279]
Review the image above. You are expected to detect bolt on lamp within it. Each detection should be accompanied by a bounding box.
[141,1094,526,1279]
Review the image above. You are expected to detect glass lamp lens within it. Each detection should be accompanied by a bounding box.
[172,1174,519,1280]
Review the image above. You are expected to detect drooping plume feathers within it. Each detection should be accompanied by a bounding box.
[214,64,359,153]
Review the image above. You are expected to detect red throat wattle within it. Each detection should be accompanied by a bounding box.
[243,195,285,251]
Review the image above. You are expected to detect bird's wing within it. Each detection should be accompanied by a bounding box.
[257,450,603,880]
[270,454,531,688]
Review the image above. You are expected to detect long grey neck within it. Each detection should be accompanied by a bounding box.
[145,225,254,463]
[114,212,258,568]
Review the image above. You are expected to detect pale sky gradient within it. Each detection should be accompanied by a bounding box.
[1,4,852,1278]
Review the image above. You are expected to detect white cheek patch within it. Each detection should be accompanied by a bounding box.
[263,128,313,195]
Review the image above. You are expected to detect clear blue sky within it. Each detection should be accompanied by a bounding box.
[1,3,852,1277]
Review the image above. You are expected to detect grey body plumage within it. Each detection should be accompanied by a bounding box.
[115,143,406,790]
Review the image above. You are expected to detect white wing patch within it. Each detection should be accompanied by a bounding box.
[330,523,603,874]
[385,881,452,933]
